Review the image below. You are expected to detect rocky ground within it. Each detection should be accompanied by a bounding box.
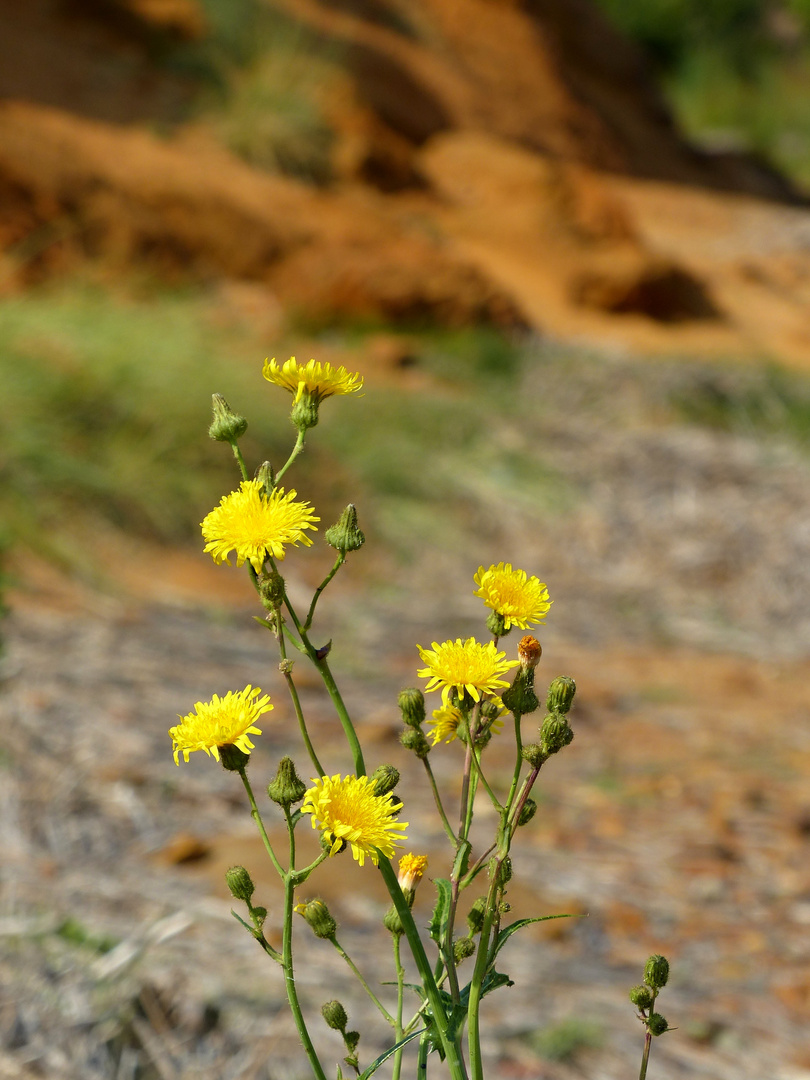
[2,377,810,1080]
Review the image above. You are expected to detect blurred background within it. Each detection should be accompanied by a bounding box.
[1,1,810,1078]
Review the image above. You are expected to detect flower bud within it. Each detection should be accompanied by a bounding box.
[400,728,431,759]
[397,853,428,895]
[383,904,404,936]
[256,461,275,495]
[258,570,285,609]
[488,856,511,885]
[466,897,487,934]
[546,676,576,715]
[371,764,400,797]
[521,742,547,768]
[644,955,670,990]
[324,504,365,554]
[295,899,337,939]
[539,713,574,756]
[629,985,653,1010]
[291,392,320,431]
[344,1031,360,1054]
[647,1013,669,1036]
[398,688,426,728]
[501,669,539,716]
[225,865,255,903]
[518,635,542,671]
[454,937,476,962]
[209,393,248,442]
[267,756,307,807]
[517,797,537,826]
[219,744,251,772]
[486,610,508,637]
[321,1000,348,1031]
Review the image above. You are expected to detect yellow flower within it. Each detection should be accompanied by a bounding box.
[416,638,518,706]
[473,563,552,630]
[397,853,428,892]
[201,479,319,572]
[169,685,272,764]
[427,705,463,745]
[301,774,408,867]
[262,357,363,403]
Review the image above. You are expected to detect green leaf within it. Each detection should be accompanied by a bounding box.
[428,877,452,945]
[358,1030,427,1079]
[452,839,472,882]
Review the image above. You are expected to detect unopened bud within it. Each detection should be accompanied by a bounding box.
[647,1013,669,1036]
[383,904,404,936]
[454,937,476,962]
[209,393,247,442]
[371,764,400,797]
[321,1000,348,1031]
[256,461,275,496]
[501,669,539,716]
[521,742,547,768]
[546,676,576,714]
[489,856,511,885]
[517,797,537,826]
[258,570,285,609]
[398,688,426,728]
[400,728,431,759]
[295,899,337,939]
[629,985,653,1010]
[644,955,670,990]
[539,713,573,756]
[225,865,255,903]
[486,610,508,637]
[267,756,307,807]
[325,504,365,554]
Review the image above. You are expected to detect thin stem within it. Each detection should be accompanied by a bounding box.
[504,713,524,815]
[239,770,285,878]
[639,1031,653,1080]
[282,874,328,1080]
[304,554,345,630]
[231,441,250,482]
[274,428,307,487]
[421,758,456,844]
[391,936,405,1080]
[416,1032,429,1080]
[331,937,395,1026]
[468,739,502,811]
[466,870,501,1080]
[276,619,325,775]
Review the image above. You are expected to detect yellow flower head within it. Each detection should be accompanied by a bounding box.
[169,685,272,764]
[301,774,408,867]
[416,637,518,706]
[473,563,552,630]
[263,357,363,404]
[427,705,463,745]
[397,853,428,892]
[201,479,319,572]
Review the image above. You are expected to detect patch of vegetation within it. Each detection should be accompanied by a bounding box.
[55,917,118,955]
[530,1016,604,1062]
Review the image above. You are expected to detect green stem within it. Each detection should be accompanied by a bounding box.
[274,428,307,487]
[231,441,250,482]
[421,758,456,844]
[239,770,285,878]
[376,855,468,1080]
[304,555,345,630]
[416,1032,429,1080]
[639,1030,653,1080]
[392,936,405,1080]
[276,619,325,776]
[504,713,524,815]
[282,874,328,1080]
[466,871,501,1080]
[331,937,395,1026]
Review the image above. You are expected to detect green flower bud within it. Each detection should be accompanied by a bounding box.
[258,570,285,609]
[400,727,431,759]
[321,1000,348,1031]
[488,856,512,885]
[219,744,251,772]
[344,1031,360,1053]
[267,756,307,807]
[256,461,275,495]
[209,393,248,442]
[540,713,574,756]
[486,610,508,637]
[644,955,670,990]
[454,936,476,963]
[517,797,537,826]
[291,392,320,431]
[383,904,404,936]
[296,899,337,939]
[398,688,426,728]
[467,897,487,934]
[250,905,267,928]
[647,1013,669,1036]
[225,865,255,903]
[629,985,653,1010]
[521,742,547,768]
[324,504,365,554]
[547,676,576,715]
[370,764,400,797]
[501,669,540,716]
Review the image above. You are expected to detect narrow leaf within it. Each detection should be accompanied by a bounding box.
[358,1029,426,1080]
[492,914,579,963]
[428,877,452,944]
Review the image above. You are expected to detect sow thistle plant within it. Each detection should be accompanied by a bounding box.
[170,356,673,1079]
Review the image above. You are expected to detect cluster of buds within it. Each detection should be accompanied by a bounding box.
[321,1000,361,1071]
[629,954,672,1038]
[397,687,432,760]
[521,674,576,769]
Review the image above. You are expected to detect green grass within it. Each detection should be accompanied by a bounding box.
[530,1017,604,1062]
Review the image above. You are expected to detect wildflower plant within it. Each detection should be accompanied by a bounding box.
[171,356,673,1079]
